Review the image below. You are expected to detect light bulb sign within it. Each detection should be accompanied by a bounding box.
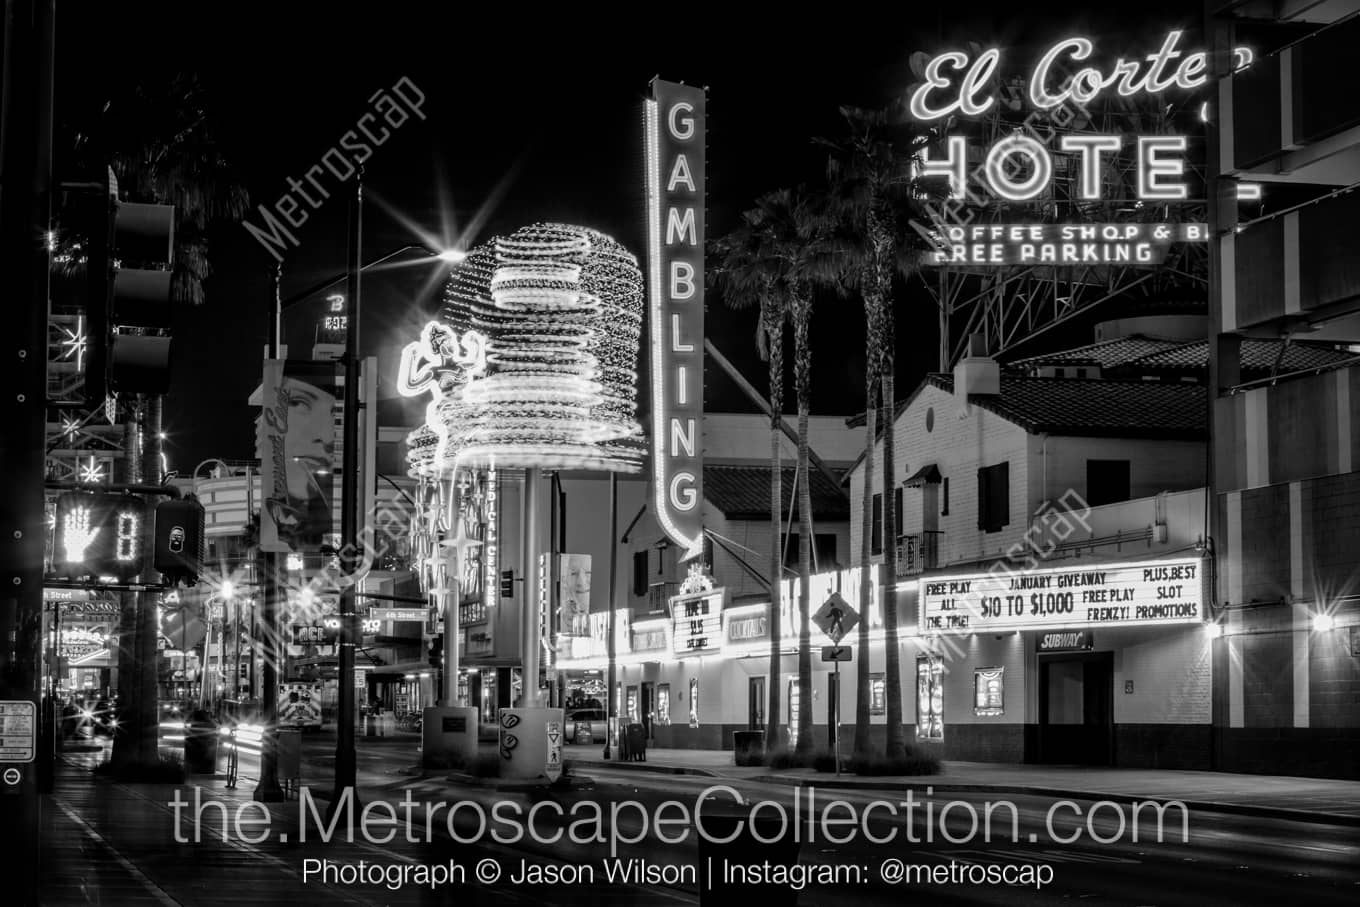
[909,30,1248,268]
[53,493,146,582]
[645,78,706,561]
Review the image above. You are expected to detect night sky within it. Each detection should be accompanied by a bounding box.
[56,1,1205,473]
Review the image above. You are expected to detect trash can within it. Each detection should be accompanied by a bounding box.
[732,729,765,766]
[697,803,800,905]
[184,710,219,774]
[625,723,647,762]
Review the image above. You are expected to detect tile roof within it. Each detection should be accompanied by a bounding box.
[704,464,850,521]
[927,375,1206,439]
[1008,334,1357,378]
[1124,339,1356,374]
[1006,336,1187,370]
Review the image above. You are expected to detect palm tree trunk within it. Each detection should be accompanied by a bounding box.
[854,390,876,757]
[765,306,785,752]
[792,298,813,755]
[881,370,906,760]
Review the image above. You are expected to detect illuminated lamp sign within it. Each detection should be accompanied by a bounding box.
[483,469,498,610]
[669,588,723,656]
[908,31,1250,268]
[645,78,706,561]
[919,558,1205,633]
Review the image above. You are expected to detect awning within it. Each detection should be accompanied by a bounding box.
[904,463,942,487]
[369,660,436,678]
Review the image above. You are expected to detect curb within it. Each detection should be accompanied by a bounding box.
[749,775,1360,829]
[572,758,721,778]
[572,759,1360,829]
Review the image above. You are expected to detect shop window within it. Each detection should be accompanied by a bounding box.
[626,685,639,723]
[974,667,1004,717]
[893,487,903,535]
[871,494,883,555]
[977,462,1010,533]
[869,673,886,716]
[632,551,648,596]
[916,655,944,740]
[787,678,802,748]
[657,683,671,725]
[688,678,699,728]
[1086,459,1131,507]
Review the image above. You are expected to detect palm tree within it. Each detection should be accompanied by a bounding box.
[737,187,841,755]
[711,217,790,751]
[819,105,929,761]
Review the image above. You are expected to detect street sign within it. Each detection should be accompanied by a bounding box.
[368,607,427,622]
[545,720,563,783]
[0,701,36,763]
[821,645,853,662]
[812,592,859,645]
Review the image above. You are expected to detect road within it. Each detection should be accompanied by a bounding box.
[78,728,1352,906]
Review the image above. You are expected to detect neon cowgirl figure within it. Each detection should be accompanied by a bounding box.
[264,377,336,552]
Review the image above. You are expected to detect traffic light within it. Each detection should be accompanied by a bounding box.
[84,168,176,398]
[153,498,205,585]
[51,493,204,586]
[52,492,147,582]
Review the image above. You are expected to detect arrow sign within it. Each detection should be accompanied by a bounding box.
[821,646,853,662]
[812,592,859,645]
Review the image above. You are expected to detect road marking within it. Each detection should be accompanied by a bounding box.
[52,796,182,907]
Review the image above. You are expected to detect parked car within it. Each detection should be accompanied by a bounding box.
[566,708,607,744]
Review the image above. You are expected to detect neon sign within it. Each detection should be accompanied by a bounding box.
[909,30,1252,121]
[483,468,498,610]
[645,78,706,561]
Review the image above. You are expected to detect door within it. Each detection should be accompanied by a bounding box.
[748,677,765,730]
[1039,652,1113,765]
[641,682,655,739]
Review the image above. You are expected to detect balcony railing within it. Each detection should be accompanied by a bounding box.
[895,531,941,578]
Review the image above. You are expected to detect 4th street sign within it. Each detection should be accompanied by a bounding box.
[812,592,859,645]
[821,645,852,662]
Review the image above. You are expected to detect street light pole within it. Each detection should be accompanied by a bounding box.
[255,268,285,801]
[603,473,617,759]
[331,171,364,810]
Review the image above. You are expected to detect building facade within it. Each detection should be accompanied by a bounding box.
[1206,1,1360,778]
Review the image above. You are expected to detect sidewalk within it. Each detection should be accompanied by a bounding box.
[568,747,1360,827]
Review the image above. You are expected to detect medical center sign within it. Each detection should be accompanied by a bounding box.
[646,79,706,560]
[911,30,1251,267]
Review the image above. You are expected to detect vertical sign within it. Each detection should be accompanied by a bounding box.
[645,79,706,560]
[255,360,338,554]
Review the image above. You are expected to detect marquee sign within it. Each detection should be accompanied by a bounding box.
[909,30,1250,268]
[645,78,706,561]
[669,588,723,656]
[920,558,1205,633]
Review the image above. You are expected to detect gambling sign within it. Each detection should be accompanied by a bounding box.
[920,558,1204,633]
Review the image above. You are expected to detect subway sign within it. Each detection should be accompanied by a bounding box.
[919,558,1204,633]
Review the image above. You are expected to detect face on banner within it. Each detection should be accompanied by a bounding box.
[258,362,338,553]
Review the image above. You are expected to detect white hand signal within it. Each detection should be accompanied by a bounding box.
[63,505,100,563]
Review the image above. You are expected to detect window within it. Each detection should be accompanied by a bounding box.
[656,684,671,725]
[916,655,944,740]
[893,487,903,537]
[941,476,950,516]
[871,493,883,555]
[784,533,838,569]
[869,673,886,715]
[631,551,648,597]
[977,462,1010,533]
[974,667,1004,717]
[688,678,699,728]
[1086,459,1131,506]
